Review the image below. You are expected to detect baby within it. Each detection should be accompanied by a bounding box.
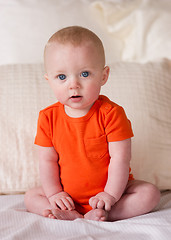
[24,26,160,221]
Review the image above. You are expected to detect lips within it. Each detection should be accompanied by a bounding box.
[70,95,82,102]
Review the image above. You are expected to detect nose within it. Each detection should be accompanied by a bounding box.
[69,76,80,89]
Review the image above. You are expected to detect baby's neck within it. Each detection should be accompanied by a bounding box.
[64,105,92,118]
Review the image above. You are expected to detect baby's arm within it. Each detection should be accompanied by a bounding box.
[89,138,131,211]
[38,146,75,210]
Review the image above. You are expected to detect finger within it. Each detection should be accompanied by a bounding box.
[62,198,74,210]
[89,196,97,205]
[50,200,60,209]
[48,197,58,209]
[55,199,67,210]
[89,198,99,209]
[66,197,75,209]
[104,201,111,211]
[97,200,105,209]
[89,197,95,208]
[61,198,71,210]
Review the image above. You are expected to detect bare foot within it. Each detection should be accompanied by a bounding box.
[43,209,83,220]
[43,209,56,219]
[84,209,108,221]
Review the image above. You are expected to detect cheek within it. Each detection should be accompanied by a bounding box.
[54,89,65,101]
[86,82,101,97]
[49,83,63,99]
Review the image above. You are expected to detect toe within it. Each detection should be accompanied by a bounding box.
[43,209,52,217]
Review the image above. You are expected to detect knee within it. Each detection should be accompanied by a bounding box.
[24,189,33,207]
[24,187,38,208]
[140,183,161,209]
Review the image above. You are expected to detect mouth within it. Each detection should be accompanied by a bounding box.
[70,95,82,102]
[70,95,82,98]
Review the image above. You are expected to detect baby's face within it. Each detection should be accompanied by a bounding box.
[44,41,109,117]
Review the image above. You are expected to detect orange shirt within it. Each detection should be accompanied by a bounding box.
[35,95,134,214]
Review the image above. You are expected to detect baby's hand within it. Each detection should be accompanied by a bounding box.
[48,191,75,211]
[89,192,116,211]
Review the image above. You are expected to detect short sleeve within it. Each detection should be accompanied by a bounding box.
[34,111,53,147]
[105,105,134,142]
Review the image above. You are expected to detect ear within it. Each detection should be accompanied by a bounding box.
[44,73,49,81]
[101,66,110,86]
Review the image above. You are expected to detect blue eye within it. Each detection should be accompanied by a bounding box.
[58,74,66,80]
[81,71,89,78]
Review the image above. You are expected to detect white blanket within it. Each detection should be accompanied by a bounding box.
[0,192,171,240]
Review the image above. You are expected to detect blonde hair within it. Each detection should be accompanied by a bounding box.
[44,26,105,65]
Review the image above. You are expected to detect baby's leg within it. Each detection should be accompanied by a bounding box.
[24,187,51,216]
[107,180,160,221]
[24,187,83,220]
